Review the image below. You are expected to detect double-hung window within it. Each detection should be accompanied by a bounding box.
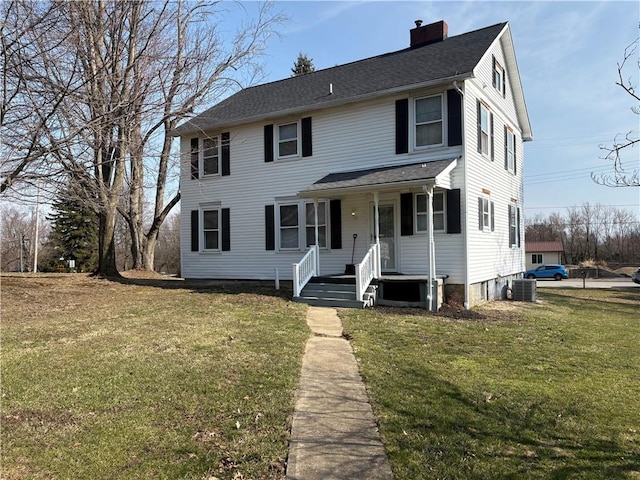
[277,122,299,158]
[478,196,494,232]
[414,95,443,148]
[492,57,505,95]
[202,209,220,250]
[279,204,299,249]
[415,192,445,232]
[305,202,327,247]
[479,104,490,156]
[532,253,543,264]
[506,129,515,173]
[509,203,520,247]
[202,136,220,176]
[278,200,327,250]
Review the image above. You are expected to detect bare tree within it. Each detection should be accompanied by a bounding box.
[1,0,285,277]
[593,34,640,187]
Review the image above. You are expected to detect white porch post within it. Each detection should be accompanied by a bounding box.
[373,191,381,277]
[424,184,436,310]
[313,198,320,275]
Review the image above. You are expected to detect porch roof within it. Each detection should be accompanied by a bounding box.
[298,158,457,197]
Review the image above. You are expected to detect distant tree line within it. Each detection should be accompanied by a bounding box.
[526,203,640,265]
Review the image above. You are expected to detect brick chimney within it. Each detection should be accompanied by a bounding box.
[410,20,448,49]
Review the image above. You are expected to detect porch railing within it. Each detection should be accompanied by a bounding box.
[292,245,318,297]
[355,243,380,302]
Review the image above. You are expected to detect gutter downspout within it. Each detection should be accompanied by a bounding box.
[453,80,470,310]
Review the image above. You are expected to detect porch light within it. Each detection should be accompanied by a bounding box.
[351,209,357,217]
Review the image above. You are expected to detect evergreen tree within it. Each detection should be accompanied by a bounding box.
[44,185,99,272]
[291,52,315,76]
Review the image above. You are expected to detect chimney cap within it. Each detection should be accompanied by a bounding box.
[415,20,423,27]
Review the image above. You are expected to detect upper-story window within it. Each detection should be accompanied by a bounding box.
[201,136,220,176]
[492,56,505,96]
[477,101,494,160]
[414,94,443,148]
[506,128,515,173]
[278,122,299,158]
[190,133,230,179]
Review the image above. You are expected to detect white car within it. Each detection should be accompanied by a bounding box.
[632,268,640,285]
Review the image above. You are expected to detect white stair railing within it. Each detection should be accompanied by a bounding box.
[355,243,379,302]
[292,245,318,297]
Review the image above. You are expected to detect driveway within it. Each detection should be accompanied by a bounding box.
[535,278,640,289]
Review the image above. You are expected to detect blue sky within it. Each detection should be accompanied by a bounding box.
[233,0,640,220]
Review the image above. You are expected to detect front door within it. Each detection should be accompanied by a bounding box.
[372,203,397,272]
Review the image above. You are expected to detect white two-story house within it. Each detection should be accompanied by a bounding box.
[173,20,532,309]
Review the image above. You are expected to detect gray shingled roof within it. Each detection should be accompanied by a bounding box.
[173,22,507,136]
[298,158,456,195]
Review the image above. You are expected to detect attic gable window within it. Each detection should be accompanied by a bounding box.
[414,94,443,148]
[492,56,506,96]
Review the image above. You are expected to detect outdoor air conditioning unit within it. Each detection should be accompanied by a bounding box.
[512,279,536,302]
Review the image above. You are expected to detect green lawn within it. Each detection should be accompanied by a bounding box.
[1,274,309,480]
[340,288,640,479]
[3,276,639,479]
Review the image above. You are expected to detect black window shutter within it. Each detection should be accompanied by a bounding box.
[221,208,230,251]
[190,138,199,179]
[400,193,413,236]
[265,205,275,250]
[502,70,506,98]
[395,99,409,154]
[190,210,199,251]
[301,117,312,157]
[478,197,483,230]
[517,207,521,247]
[492,56,496,87]
[446,189,461,234]
[490,113,495,161]
[476,101,482,154]
[221,132,230,176]
[329,199,342,249]
[490,201,495,232]
[513,137,517,175]
[447,90,462,147]
[504,126,509,171]
[264,125,274,162]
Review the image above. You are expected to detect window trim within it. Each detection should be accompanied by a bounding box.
[305,201,327,248]
[414,191,446,233]
[276,121,301,159]
[412,93,445,150]
[509,203,520,248]
[278,202,300,250]
[531,253,543,264]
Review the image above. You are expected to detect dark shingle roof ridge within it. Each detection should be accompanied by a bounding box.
[232,21,507,93]
[173,21,508,136]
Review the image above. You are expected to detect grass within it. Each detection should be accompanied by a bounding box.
[1,273,309,480]
[340,288,640,479]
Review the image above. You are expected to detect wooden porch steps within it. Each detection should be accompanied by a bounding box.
[294,280,377,309]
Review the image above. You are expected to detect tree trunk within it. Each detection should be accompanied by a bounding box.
[96,209,121,277]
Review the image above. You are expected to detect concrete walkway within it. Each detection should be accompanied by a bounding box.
[286,306,394,480]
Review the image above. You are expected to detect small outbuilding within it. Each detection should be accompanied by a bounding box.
[525,241,563,270]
